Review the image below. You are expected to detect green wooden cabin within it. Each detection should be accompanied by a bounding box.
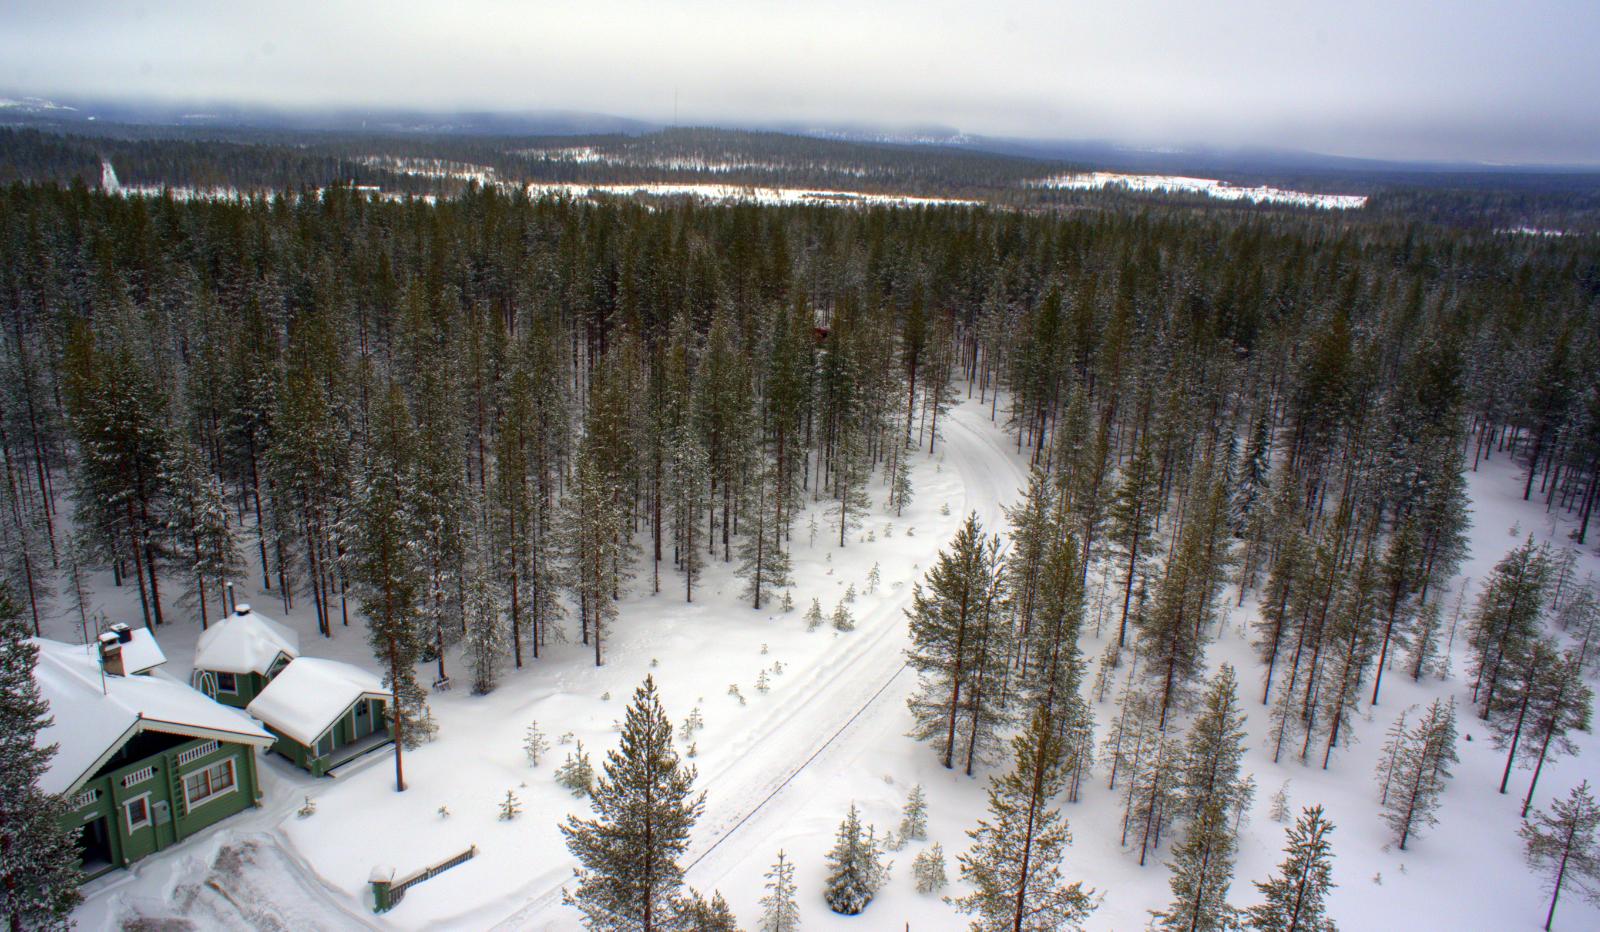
[191,604,299,709]
[32,635,275,881]
[248,657,393,777]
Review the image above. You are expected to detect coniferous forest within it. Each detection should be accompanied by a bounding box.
[3,158,1600,929]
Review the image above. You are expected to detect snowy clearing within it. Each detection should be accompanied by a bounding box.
[61,394,1600,930]
[1032,172,1369,210]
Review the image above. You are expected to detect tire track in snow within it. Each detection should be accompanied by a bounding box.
[492,396,1026,929]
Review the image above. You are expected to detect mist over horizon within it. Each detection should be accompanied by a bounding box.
[4,0,1598,167]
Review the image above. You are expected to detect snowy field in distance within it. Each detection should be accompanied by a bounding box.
[1033,172,1369,209]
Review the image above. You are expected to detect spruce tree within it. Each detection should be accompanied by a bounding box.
[1244,805,1337,932]
[348,385,432,791]
[1153,797,1239,932]
[956,706,1097,931]
[0,584,81,930]
[463,542,506,695]
[758,850,800,932]
[823,803,888,916]
[913,842,948,893]
[562,677,705,931]
[906,512,1012,774]
[1521,780,1600,932]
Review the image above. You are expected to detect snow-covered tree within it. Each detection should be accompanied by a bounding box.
[0,584,81,929]
[1521,780,1600,932]
[906,512,1011,774]
[823,803,889,916]
[674,888,739,931]
[1153,796,1239,932]
[347,384,432,791]
[758,850,800,932]
[562,677,704,930]
[831,600,854,632]
[556,740,595,798]
[899,783,929,844]
[804,598,824,631]
[524,721,549,766]
[162,434,241,627]
[463,545,506,695]
[956,706,1096,931]
[1244,805,1337,932]
[913,842,948,894]
[1380,698,1459,850]
[1468,539,1550,718]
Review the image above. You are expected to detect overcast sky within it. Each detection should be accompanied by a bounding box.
[3,0,1597,164]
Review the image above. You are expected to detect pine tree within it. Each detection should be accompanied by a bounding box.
[1468,539,1550,718]
[1521,780,1600,931]
[1153,796,1239,932]
[1244,805,1337,932]
[562,677,704,930]
[1178,665,1251,825]
[499,789,523,820]
[674,889,740,931]
[831,600,854,632]
[805,598,824,631]
[1107,433,1163,650]
[348,385,432,791]
[739,455,791,610]
[899,783,929,843]
[1369,517,1421,706]
[913,842,948,893]
[823,803,889,916]
[1516,648,1593,818]
[956,706,1096,931]
[524,722,549,766]
[1381,698,1458,850]
[0,584,81,930]
[906,512,1012,774]
[758,850,800,932]
[556,740,596,798]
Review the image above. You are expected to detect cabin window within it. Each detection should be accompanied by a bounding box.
[216,672,238,694]
[315,732,334,758]
[182,758,237,809]
[124,794,152,832]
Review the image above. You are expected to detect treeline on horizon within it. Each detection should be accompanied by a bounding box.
[6,124,1600,229]
[0,179,1597,753]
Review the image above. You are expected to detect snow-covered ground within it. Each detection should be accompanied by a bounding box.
[60,394,1600,930]
[523,181,979,208]
[1032,172,1368,210]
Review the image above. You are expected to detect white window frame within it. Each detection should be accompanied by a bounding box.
[215,671,238,694]
[181,758,238,811]
[124,793,152,833]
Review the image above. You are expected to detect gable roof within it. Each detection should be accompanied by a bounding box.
[246,657,389,747]
[30,638,274,796]
[194,605,300,676]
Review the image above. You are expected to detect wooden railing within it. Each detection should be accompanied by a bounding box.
[371,844,478,912]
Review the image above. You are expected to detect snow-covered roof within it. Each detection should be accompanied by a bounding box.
[194,604,300,676]
[30,638,274,796]
[100,625,167,675]
[247,657,389,748]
